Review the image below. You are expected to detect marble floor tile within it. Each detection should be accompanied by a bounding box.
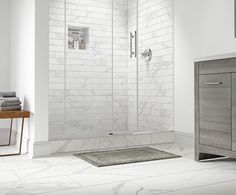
[163,180,236,195]
[0,158,49,172]
[41,154,85,166]
[69,172,141,186]
[43,165,236,195]
[40,183,129,195]
[151,143,194,159]
[86,157,236,178]
[119,166,236,193]
[0,176,80,195]
[0,143,236,195]
[2,154,31,162]
[14,162,93,180]
[0,170,19,184]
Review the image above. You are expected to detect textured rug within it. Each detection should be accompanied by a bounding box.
[74,147,181,167]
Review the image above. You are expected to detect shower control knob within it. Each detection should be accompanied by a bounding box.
[141,48,152,62]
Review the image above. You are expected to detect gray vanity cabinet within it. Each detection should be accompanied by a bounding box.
[195,57,236,161]
[232,73,236,151]
[199,74,232,150]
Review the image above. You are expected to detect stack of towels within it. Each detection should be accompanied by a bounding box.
[0,92,21,111]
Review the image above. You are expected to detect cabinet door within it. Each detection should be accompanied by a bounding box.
[199,73,232,150]
[232,73,236,151]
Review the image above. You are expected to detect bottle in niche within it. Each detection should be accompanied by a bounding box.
[79,39,86,50]
[73,37,79,49]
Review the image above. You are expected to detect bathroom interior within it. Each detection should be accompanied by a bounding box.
[0,0,236,194]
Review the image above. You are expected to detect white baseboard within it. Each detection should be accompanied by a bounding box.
[28,131,175,157]
[2,130,189,158]
[28,140,51,158]
[174,131,194,147]
[51,130,175,154]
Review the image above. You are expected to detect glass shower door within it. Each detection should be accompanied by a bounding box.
[65,0,113,139]
[49,0,174,141]
[112,0,138,134]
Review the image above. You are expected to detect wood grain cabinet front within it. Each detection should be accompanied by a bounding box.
[199,74,232,150]
[232,73,236,151]
[195,58,236,161]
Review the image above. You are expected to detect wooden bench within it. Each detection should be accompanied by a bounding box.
[0,110,30,156]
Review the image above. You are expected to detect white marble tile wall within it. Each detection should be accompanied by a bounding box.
[137,0,174,132]
[127,0,138,132]
[65,0,113,139]
[49,0,66,140]
[49,0,174,141]
[113,0,129,132]
[49,0,131,140]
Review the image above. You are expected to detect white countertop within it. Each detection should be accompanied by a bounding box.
[195,52,236,62]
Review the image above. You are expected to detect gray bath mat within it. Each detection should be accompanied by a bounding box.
[74,147,181,167]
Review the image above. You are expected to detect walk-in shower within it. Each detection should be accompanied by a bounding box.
[49,0,174,143]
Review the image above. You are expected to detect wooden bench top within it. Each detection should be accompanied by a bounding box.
[0,110,30,119]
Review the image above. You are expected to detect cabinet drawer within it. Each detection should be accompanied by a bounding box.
[199,58,236,74]
[199,73,232,150]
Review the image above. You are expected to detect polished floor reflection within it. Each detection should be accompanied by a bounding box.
[0,143,236,195]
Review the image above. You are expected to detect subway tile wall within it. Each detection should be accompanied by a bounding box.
[138,0,174,132]
[65,0,113,138]
[49,0,173,141]
[127,0,138,132]
[49,0,66,140]
[113,0,129,132]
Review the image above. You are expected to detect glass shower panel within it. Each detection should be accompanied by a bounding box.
[127,0,138,133]
[112,0,138,134]
[138,0,174,133]
[112,0,129,133]
[65,0,113,139]
[49,0,174,141]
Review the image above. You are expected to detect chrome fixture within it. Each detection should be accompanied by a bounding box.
[203,82,223,85]
[141,48,152,62]
[130,31,137,58]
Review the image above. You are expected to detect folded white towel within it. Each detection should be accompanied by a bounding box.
[0,97,20,103]
[0,105,21,111]
[0,101,21,107]
[0,92,16,97]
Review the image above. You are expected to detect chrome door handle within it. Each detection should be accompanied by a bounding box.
[135,31,137,58]
[203,82,223,85]
[130,32,135,58]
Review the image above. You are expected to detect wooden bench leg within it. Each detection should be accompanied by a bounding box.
[18,118,25,155]
[0,117,25,157]
[8,118,13,146]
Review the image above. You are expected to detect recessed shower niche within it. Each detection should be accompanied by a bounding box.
[68,26,89,50]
